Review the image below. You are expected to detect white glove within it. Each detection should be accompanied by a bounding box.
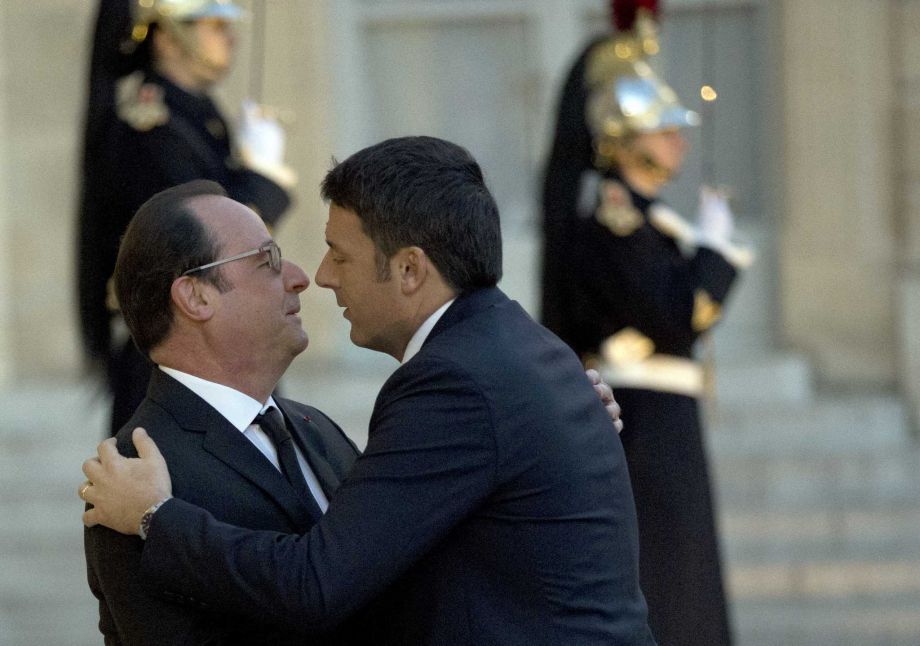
[696,185,734,246]
[237,99,295,187]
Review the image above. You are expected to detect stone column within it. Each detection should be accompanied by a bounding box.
[0,2,94,380]
[778,0,897,386]
[895,0,920,431]
[0,9,12,384]
[224,0,341,375]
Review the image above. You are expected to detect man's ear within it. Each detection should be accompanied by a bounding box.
[170,276,215,322]
[396,246,428,295]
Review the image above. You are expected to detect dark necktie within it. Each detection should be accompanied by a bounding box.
[254,407,322,518]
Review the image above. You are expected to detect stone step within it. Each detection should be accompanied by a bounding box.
[730,595,920,646]
[711,351,814,405]
[720,507,920,564]
[710,449,920,511]
[706,395,910,457]
[729,559,920,602]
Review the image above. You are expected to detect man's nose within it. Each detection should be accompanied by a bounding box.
[283,260,309,293]
[314,253,334,289]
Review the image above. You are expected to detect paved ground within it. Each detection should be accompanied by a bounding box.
[2,365,919,645]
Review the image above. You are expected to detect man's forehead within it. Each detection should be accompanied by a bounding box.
[326,203,367,236]
[190,195,267,243]
[189,195,257,224]
[186,193,236,213]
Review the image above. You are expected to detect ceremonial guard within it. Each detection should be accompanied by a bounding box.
[541,1,752,643]
[77,0,296,434]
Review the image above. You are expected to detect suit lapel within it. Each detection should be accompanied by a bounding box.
[279,403,341,497]
[147,370,316,529]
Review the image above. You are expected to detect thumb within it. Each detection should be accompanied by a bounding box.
[240,99,258,125]
[132,427,165,465]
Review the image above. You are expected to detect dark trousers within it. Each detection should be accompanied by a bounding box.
[616,387,732,646]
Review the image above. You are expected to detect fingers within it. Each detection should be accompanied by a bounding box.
[585,368,601,386]
[593,382,613,405]
[82,455,101,480]
[96,437,119,463]
[78,480,93,502]
[132,428,165,467]
[85,439,119,494]
[82,507,98,527]
[606,400,623,432]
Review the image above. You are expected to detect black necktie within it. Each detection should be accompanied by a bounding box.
[254,407,322,518]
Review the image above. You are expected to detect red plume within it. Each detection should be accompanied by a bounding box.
[611,0,659,31]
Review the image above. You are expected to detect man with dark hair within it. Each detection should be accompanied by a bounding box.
[82,137,654,645]
[319,136,501,291]
[83,180,359,644]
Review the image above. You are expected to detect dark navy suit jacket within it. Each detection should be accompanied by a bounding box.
[84,369,359,645]
[140,288,655,644]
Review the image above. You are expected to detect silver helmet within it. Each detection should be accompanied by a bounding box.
[129,0,244,45]
[585,9,698,164]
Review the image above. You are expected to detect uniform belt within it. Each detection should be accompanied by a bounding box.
[598,353,703,398]
[588,328,704,397]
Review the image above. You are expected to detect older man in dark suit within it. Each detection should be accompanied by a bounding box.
[82,137,655,645]
[83,180,358,645]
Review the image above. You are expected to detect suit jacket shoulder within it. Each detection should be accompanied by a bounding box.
[86,371,346,645]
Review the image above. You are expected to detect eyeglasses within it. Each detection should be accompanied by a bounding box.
[182,241,282,276]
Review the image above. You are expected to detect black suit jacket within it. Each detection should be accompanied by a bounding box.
[141,288,656,645]
[84,369,359,645]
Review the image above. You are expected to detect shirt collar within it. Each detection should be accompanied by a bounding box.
[401,298,455,365]
[158,366,275,432]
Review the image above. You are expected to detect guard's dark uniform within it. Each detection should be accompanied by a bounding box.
[77,2,291,434]
[542,40,735,646]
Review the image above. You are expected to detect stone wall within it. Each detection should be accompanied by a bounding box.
[778,0,898,387]
[895,0,920,429]
[2,0,918,407]
[0,2,94,380]
[0,1,340,384]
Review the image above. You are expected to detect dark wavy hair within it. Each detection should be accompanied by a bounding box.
[321,136,502,292]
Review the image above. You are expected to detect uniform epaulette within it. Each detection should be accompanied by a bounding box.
[115,71,169,132]
[596,179,643,236]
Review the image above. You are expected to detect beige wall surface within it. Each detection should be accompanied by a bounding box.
[1,0,918,406]
[779,0,898,386]
[1,2,95,380]
[221,0,343,380]
[0,1,341,385]
[0,4,12,384]
[896,0,920,427]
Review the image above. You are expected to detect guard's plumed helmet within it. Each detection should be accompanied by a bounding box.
[129,0,244,45]
[586,0,699,165]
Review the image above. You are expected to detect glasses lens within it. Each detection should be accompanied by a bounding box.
[269,243,282,271]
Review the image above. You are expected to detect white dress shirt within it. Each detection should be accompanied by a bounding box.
[401,298,455,365]
[158,366,329,512]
